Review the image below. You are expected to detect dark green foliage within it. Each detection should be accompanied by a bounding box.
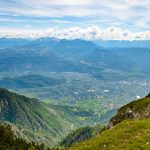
[0,88,71,146]
[0,88,62,131]
[0,88,100,147]
[0,124,49,150]
[146,93,150,97]
[59,125,104,148]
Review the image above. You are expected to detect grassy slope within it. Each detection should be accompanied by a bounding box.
[70,95,150,150]
[71,119,150,150]
[59,125,104,148]
[110,95,150,126]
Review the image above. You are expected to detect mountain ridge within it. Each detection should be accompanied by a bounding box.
[63,93,150,150]
[0,88,100,146]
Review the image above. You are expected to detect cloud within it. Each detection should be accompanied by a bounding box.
[24,0,92,6]
[0,0,94,17]
[0,26,149,40]
[0,0,149,32]
[1,0,149,19]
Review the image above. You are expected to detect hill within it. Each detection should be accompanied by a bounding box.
[82,48,136,71]
[0,88,100,147]
[0,124,47,150]
[109,93,150,127]
[69,94,150,150]
[59,125,104,148]
[0,38,145,76]
[71,119,150,150]
[0,75,65,89]
[0,38,95,73]
[109,47,150,74]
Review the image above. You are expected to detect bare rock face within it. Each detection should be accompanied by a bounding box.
[108,94,150,128]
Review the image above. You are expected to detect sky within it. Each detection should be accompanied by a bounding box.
[0,0,150,40]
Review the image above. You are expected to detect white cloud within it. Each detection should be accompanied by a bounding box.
[1,0,149,19]
[24,0,93,6]
[0,0,150,33]
[0,0,95,17]
[0,26,149,40]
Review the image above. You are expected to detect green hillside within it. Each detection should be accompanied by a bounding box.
[0,124,47,150]
[59,125,104,148]
[71,119,150,150]
[45,104,99,127]
[0,88,100,147]
[1,89,150,149]
[69,94,150,150]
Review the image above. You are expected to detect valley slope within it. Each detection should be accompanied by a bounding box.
[62,94,150,150]
[0,88,100,147]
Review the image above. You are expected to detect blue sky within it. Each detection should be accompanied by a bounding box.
[0,0,150,39]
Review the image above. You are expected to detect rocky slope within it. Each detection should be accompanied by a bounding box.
[70,93,150,150]
[109,93,150,127]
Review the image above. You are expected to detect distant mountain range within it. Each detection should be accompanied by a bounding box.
[94,40,150,48]
[0,38,150,76]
